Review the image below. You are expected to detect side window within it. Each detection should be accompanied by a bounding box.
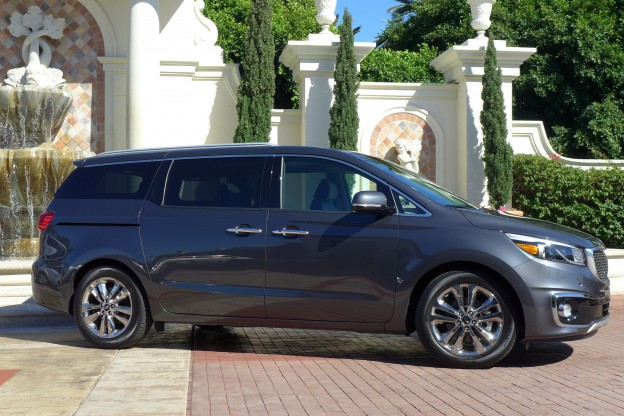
[55,162,160,200]
[280,157,389,212]
[164,157,265,208]
[395,192,428,215]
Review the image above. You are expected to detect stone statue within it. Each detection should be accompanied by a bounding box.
[395,138,422,173]
[193,0,218,47]
[5,6,66,88]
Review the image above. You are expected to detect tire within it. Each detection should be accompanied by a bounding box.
[415,271,516,369]
[73,267,152,349]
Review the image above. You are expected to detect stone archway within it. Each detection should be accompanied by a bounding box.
[368,112,437,181]
[0,0,106,152]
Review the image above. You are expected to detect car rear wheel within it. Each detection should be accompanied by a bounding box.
[73,267,152,349]
[416,271,516,368]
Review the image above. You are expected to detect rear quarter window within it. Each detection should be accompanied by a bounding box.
[55,162,161,200]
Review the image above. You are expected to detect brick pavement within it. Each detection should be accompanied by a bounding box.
[188,296,624,415]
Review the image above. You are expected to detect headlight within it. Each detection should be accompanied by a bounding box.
[506,233,586,266]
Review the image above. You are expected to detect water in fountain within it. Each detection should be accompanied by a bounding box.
[0,6,92,260]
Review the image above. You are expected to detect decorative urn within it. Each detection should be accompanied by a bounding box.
[467,0,496,39]
[315,0,337,34]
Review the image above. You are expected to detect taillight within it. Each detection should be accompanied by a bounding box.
[38,211,55,231]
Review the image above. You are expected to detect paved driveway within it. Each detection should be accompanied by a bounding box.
[189,296,623,415]
[0,298,620,415]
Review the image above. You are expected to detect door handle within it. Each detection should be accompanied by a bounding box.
[226,226,263,235]
[272,229,310,237]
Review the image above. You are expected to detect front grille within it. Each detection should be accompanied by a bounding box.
[593,250,609,280]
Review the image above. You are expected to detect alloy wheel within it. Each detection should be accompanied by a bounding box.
[80,277,133,339]
[428,283,504,357]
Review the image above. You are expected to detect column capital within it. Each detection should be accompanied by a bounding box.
[279,36,375,82]
[279,36,374,148]
[431,40,536,84]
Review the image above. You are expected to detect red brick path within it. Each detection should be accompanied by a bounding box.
[189,296,624,415]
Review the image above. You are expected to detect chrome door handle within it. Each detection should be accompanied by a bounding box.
[272,229,309,237]
[226,227,263,235]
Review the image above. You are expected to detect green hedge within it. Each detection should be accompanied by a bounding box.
[360,47,444,84]
[512,154,624,248]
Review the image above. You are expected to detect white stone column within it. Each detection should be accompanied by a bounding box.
[431,39,535,206]
[98,57,128,151]
[279,33,374,148]
[127,0,160,149]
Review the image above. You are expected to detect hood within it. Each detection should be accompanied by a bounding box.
[460,209,604,249]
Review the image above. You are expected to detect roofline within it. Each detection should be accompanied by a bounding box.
[96,142,275,157]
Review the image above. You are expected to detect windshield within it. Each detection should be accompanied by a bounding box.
[358,155,476,208]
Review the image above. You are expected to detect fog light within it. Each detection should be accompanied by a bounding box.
[558,303,573,318]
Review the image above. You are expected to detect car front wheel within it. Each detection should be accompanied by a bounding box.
[416,271,516,368]
[73,267,152,349]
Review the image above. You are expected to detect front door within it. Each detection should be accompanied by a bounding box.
[141,156,269,318]
[265,156,399,323]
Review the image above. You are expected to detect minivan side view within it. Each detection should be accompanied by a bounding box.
[32,144,610,368]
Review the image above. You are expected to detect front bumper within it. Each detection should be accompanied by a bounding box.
[547,290,610,339]
[513,257,610,342]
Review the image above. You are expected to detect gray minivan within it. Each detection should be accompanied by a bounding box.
[32,144,610,368]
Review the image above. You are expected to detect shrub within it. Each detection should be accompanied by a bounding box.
[512,154,624,248]
[359,47,444,84]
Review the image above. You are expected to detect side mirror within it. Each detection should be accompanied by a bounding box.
[352,191,394,214]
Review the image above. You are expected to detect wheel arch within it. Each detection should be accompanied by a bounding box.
[404,261,525,340]
[69,259,151,318]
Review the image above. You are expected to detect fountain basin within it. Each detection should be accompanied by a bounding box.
[0,144,91,260]
[0,86,72,149]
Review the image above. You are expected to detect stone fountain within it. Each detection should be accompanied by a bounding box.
[0,6,92,260]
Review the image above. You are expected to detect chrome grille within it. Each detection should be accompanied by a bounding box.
[593,250,609,280]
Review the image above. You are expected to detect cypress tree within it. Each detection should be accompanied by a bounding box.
[329,9,359,150]
[233,0,275,143]
[481,37,513,208]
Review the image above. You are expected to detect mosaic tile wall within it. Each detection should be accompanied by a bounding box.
[369,113,436,181]
[0,0,105,152]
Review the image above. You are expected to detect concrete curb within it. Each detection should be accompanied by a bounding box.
[0,260,31,274]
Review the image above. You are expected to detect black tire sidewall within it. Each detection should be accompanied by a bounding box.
[416,271,516,369]
[73,267,150,349]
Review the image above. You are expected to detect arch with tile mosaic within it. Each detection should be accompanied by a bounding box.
[365,109,443,183]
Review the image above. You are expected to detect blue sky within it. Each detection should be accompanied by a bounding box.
[336,0,397,43]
